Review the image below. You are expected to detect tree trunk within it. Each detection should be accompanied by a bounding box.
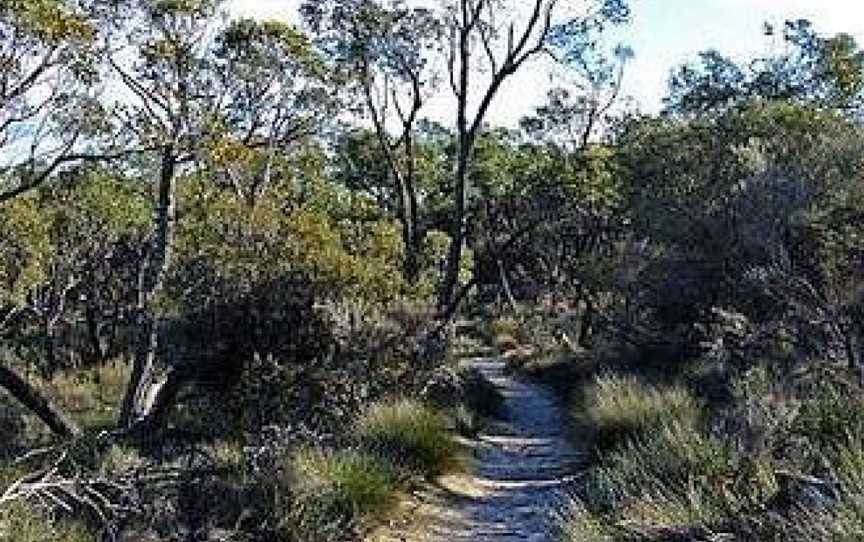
[437,140,470,312]
[497,259,519,314]
[404,160,422,285]
[119,148,178,427]
[0,364,80,438]
[85,303,104,363]
[579,296,596,349]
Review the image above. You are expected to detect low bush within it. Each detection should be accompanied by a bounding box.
[578,374,702,452]
[354,399,461,477]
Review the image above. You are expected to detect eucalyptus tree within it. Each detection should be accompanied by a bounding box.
[0,0,103,203]
[436,0,629,313]
[521,44,633,151]
[0,0,104,438]
[302,0,443,284]
[92,0,330,429]
[665,20,864,117]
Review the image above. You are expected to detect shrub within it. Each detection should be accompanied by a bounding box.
[578,374,702,451]
[493,333,520,353]
[0,395,28,459]
[280,448,397,542]
[354,399,460,477]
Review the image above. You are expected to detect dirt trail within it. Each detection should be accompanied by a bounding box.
[370,358,583,542]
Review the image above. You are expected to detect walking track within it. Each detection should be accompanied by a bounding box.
[370,358,583,542]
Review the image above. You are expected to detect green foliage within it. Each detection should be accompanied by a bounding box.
[665,20,864,115]
[0,0,94,43]
[486,316,526,344]
[0,197,51,306]
[173,177,406,308]
[354,399,460,477]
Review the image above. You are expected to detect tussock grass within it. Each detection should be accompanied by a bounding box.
[354,399,461,477]
[280,448,398,542]
[486,316,524,345]
[561,370,781,539]
[559,500,612,542]
[0,502,94,542]
[579,374,702,451]
[38,361,130,430]
[782,434,864,541]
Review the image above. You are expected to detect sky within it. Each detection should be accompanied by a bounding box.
[228,0,864,124]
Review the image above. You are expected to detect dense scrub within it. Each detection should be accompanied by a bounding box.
[4,0,864,541]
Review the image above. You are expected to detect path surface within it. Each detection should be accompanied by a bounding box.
[370,358,583,542]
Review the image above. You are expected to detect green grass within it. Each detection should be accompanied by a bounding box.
[354,399,461,477]
[486,316,525,344]
[560,368,782,539]
[0,502,95,542]
[578,374,702,452]
[559,500,613,542]
[280,447,399,542]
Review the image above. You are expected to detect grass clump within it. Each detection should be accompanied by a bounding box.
[354,399,461,477]
[280,448,398,542]
[579,374,702,452]
[0,502,94,542]
[781,433,864,541]
[559,500,613,542]
[486,316,524,344]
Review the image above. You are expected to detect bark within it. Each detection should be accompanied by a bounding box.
[497,259,519,314]
[437,0,554,312]
[118,148,178,427]
[0,364,80,438]
[361,59,424,285]
[85,303,105,363]
[579,296,596,349]
[437,136,470,311]
[123,368,184,442]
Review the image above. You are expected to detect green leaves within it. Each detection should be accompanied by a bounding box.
[218,18,325,76]
[0,197,51,306]
[665,19,864,116]
[0,0,94,43]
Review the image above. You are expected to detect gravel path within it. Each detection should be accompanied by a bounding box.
[370,358,583,542]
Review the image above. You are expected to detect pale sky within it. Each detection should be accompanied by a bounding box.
[228,0,864,125]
